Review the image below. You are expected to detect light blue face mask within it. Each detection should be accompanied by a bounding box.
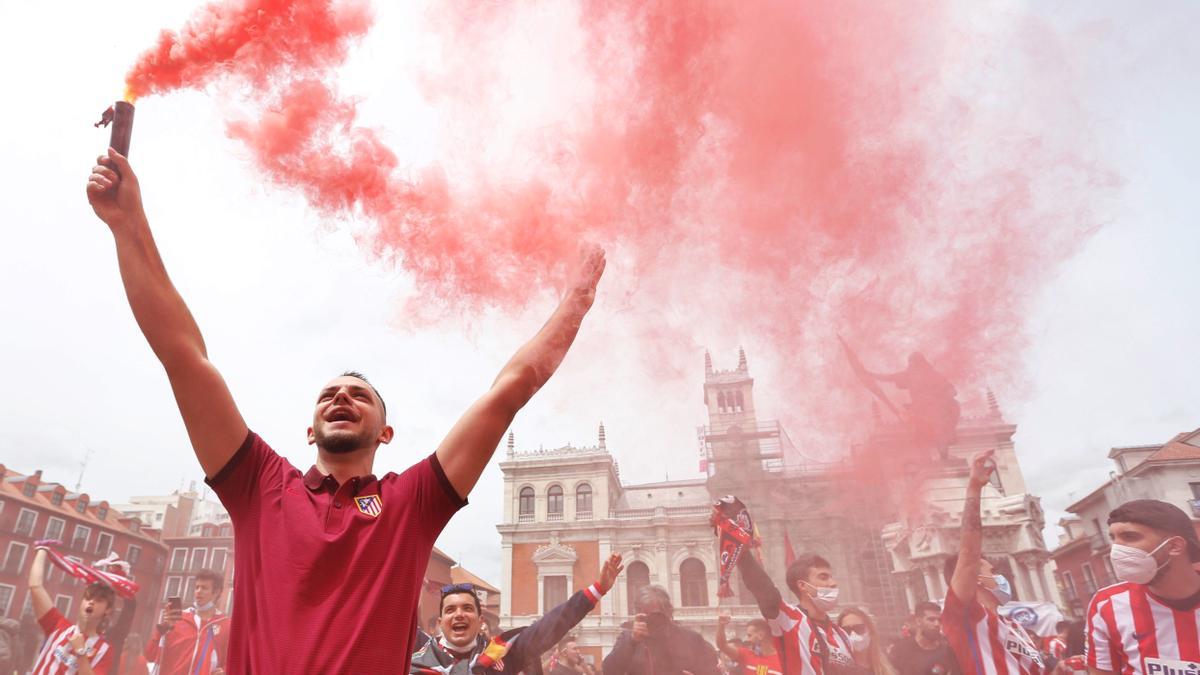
[990,575,1013,605]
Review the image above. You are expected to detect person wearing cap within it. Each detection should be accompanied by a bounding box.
[26,546,115,674]
[1086,499,1200,675]
[409,553,624,674]
[942,450,1044,675]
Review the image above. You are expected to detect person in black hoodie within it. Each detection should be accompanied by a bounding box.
[602,585,719,675]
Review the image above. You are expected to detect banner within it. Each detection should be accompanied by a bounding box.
[998,601,1064,638]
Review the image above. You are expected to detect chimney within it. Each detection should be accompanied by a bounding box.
[599,422,607,450]
[506,431,515,458]
[737,347,747,371]
[704,350,713,375]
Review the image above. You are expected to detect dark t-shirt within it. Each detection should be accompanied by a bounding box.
[890,636,960,675]
[207,432,466,673]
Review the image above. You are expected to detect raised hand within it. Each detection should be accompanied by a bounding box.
[567,244,606,310]
[86,147,146,230]
[968,449,996,488]
[631,613,649,642]
[718,613,732,626]
[598,553,625,594]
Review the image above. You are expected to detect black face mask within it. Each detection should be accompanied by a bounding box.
[646,612,671,633]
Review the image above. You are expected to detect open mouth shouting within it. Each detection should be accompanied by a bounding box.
[325,407,358,424]
[448,619,471,638]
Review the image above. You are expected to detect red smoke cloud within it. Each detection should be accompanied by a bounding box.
[125,1,1113,454]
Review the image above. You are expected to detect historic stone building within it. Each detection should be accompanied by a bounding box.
[497,351,1056,659]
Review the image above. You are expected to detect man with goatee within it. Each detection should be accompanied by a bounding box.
[86,148,608,672]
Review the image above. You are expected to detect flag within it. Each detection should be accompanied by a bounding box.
[783,530,797,568]
[998,601,1065,638]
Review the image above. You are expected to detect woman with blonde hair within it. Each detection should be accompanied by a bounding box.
[838,607,898,675]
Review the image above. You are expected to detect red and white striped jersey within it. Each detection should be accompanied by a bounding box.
[767,601,856,675]
[941,588,1045,675]
[1086,581,1200,675]
[1047,637,1067,661]
[30,608,113,675]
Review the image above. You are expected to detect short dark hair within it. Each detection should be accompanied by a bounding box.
[440,584,481,614]
[942,554,997,586]
[342,371,387,417]
[914,601,941,617]
[1109,499,1200,562]
[195,569,224,596]
[748,618,770,634]
[785,553,831,598]
[83,582,115,606]
[558,635,577,651]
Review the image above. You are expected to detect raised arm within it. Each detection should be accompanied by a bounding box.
[715,614,740,661]
[435,247,606,498]
[28,547,53,620]
[949,450,994,602]
[87,149,247,478]
[506,554,623,671]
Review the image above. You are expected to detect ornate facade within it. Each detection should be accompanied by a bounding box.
[497,351,1057,659]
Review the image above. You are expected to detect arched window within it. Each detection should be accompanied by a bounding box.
[735,391,745,412]
[547,485,564,519]
[626,561,650,615]
[680,558,708,607]
[717,391,726,412]
[576,484,593,516]
[519,487,535,517]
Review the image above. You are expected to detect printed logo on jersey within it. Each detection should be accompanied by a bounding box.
[1006,637,1045,666]
[355,494,382,517]
[1145,658,1200,675]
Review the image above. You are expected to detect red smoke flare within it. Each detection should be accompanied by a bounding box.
[124,0,1114,456]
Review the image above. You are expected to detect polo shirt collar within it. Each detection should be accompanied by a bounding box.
[302,466,377,494]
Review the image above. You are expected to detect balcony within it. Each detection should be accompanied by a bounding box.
[546,512,563,522]
[517,513,534,523]
[576,510,593,520]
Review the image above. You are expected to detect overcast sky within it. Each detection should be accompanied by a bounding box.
[0,0,1197,584]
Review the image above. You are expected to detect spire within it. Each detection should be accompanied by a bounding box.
[506,431,515,457]
[598,422,607,450]
[737,346,747,371]
[704,350,713,375]
[987,389,1001,418]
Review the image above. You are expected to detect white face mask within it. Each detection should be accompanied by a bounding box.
[847,631,872,653]
[803,582,840,611]
[1110,538,1175,585]
[194,601,215,612]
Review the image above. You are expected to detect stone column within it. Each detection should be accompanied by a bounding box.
[500,541,513,617]
[656,541,671,590]
[903,574,918,611]
[923,564,941,600]
[598,535,614,617]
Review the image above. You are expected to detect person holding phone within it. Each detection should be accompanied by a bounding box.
[144,571,230,675]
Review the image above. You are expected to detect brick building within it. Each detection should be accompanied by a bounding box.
[451,564,502,632]
[0,464,168,640]
[1050,426,1200,618]
[160,521,234,614]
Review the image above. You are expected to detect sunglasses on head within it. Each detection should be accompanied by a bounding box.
[441,583,477,597]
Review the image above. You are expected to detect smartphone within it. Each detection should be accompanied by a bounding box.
[167,596,182,612]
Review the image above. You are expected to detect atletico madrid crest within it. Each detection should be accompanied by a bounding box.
[354,494,382,517]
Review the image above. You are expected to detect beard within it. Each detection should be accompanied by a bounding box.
[314,426,370,454]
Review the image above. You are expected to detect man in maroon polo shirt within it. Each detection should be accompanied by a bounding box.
[86,149,608,672]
